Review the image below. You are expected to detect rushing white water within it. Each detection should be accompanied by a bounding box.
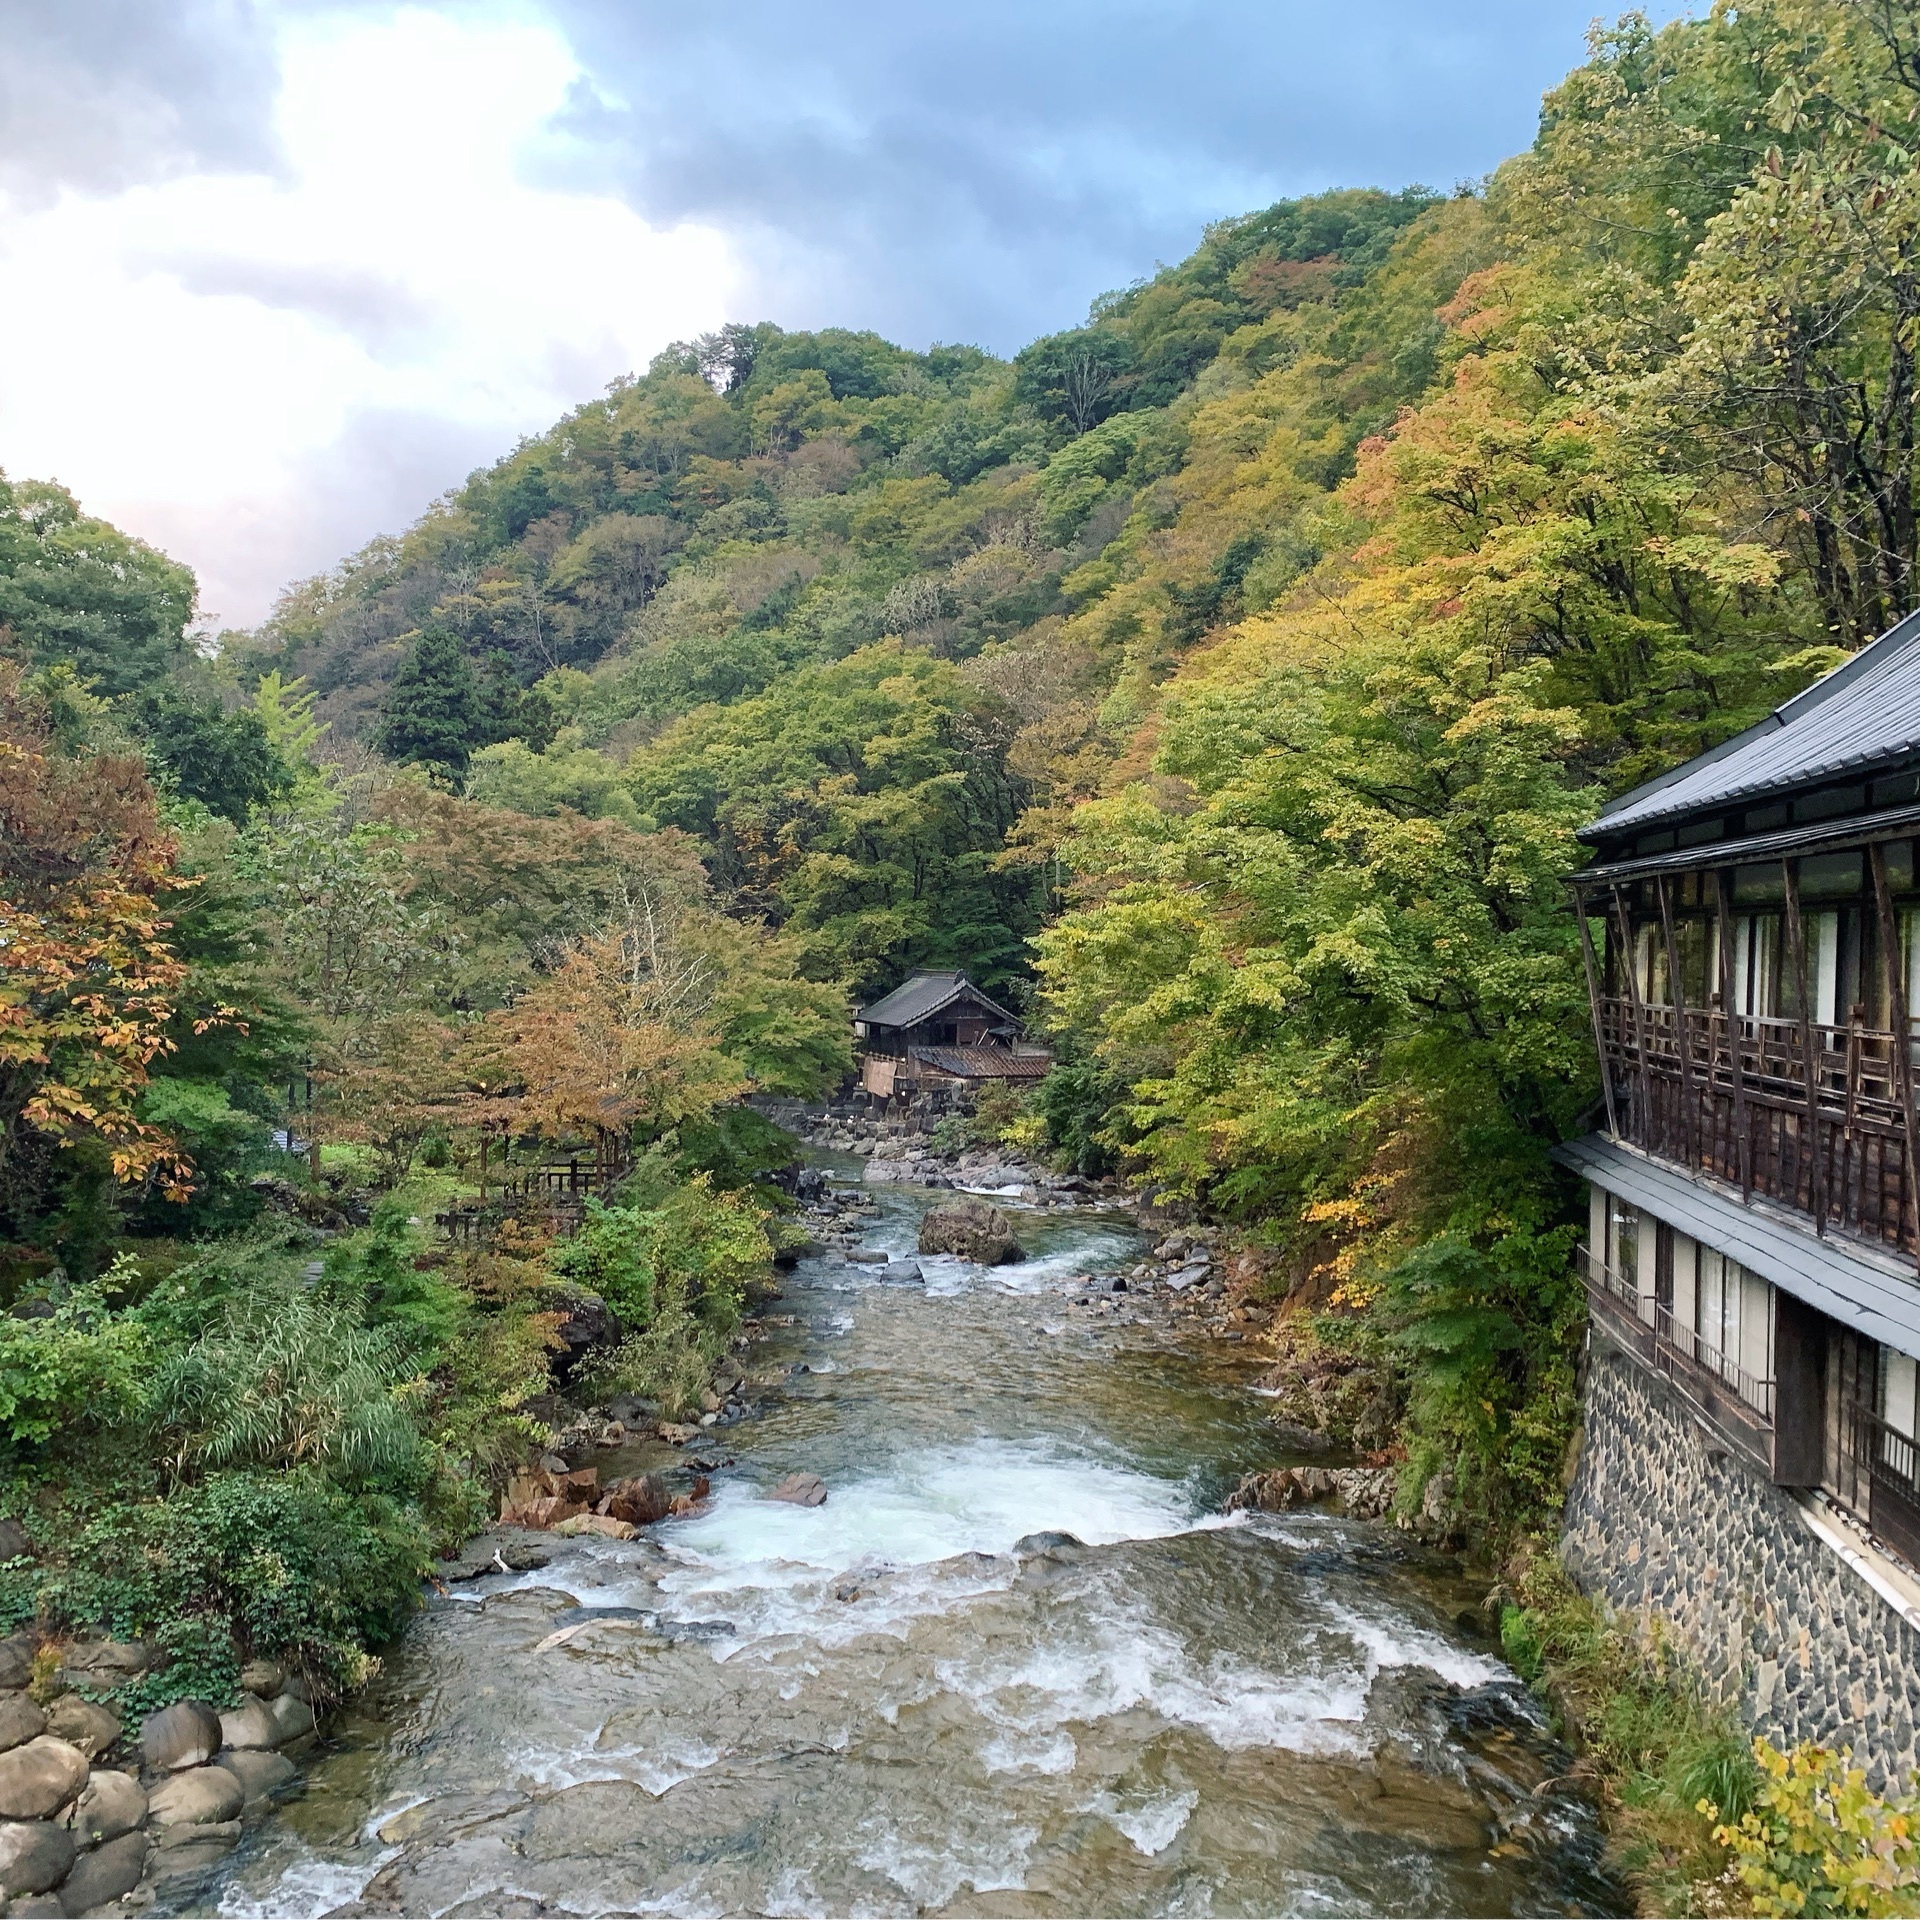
[208,1164,1621,1919]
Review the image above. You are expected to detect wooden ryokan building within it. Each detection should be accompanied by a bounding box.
[1560,613,1920,1780]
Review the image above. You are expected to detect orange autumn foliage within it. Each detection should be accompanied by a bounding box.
[0,662,196,1195]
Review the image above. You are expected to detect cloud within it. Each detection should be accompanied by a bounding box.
[536,0,1689,350]
[0,0,1698,629]
[0,0,283,201]
[0,6,742,627]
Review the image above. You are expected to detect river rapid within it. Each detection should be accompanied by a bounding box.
[208,1163,1622,1918]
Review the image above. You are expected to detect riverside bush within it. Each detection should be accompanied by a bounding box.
[1710,1741,1920,1917]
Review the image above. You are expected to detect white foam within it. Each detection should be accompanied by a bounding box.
[980,1728,1078,1775]
[1086,1786,1198,1856]
[218,1851,388,1920]
[855,1822,1038,1906]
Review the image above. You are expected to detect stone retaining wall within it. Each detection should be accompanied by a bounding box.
[1564,1333,1920,1790]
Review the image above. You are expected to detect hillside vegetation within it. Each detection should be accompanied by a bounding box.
[2,0,1918,1729]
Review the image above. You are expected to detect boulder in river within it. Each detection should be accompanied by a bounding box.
[0,1818,74,1898]
[0,1736,90,1818]
[916,1199,1024,1265]
[141,1700,222,1773]
[769,1473,827,1507]
[599,1473,670,1525]
[0,1695,45,1755]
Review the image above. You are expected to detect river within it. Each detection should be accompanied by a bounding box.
[208,1163,1621,1918]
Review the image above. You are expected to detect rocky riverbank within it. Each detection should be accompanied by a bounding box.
[0,1636,316,1915]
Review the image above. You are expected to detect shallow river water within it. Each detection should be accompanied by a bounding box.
[209,1169,1622,1918]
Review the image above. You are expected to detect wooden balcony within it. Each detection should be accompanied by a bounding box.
[1596,995,1920,1259]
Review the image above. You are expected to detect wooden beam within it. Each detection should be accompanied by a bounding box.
[1713,869,1751,1199]
[1869,841,1920,1266]
[1572,885,1621,1138]
[1655,873,1697,1170]
[1610,886,1655,1152]
[1782,858,1827,1234]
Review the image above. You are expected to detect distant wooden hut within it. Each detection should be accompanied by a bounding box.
[852,970,1051,1100]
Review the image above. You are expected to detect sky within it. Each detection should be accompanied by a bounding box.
[0,1,1690,631]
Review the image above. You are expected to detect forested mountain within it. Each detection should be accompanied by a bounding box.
[2,0,1918,1729]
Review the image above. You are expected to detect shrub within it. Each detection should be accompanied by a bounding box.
[0,1263,151,1448]
[148,1284,425,1487]
[33,1470,432,1705]
[1711,1740,1920,1917]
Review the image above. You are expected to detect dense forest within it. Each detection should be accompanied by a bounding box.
[3,0,1919,1714]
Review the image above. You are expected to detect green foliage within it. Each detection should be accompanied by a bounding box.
[374,628,549,781]
[551,1178,769,1332]
[135,687,293,821]
[0,1264,150,1447]
[0,474,194,696]
[36,1470,429,1702]
[148,1280,425,1486]
[1712,1741,1920,1917]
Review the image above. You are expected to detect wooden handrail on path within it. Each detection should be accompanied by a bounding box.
[436,1135,633,1244]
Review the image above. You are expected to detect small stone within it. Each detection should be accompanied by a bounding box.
[238,1659,284,1699]
[146,1764,244,1830]
[0,1695,46,1755]
[0,1820,74,1897]
[218,1699,281,1751]
[151,1815,240,1855]
[264,1693,315,1745]
[56,1830,147,1915]
[219,1747,296,1806]
[62,1769,145,1848]
[551,1515,639,1541]
[657,1422,697,1446]
[140,1700,221,1772]
[43,1697,118,1764]
[768,1473,827,1507]
[0,1738,89,1820]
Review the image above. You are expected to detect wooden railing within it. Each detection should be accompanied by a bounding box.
[436,1135,633,1245]
[1597,995,1920,1256]
[1579,1245,1776,1470]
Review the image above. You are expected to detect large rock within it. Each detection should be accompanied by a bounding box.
[63,1769,145,1847]
[264,1693,315,1745]
[238,1658,284,1699]
[0,1693,46,1754]
[57,1831,147,1915]
[45,1697,119,1760]
[140,1700,222,1772]
[598,1474,670,1526]
[548,1289,619,1381]
[55,1640,149,1693]
[916,1199,1025,1265]
[219,1747,296,1806]
[0,1637,32,1692]
[217,1699,281,1752]
[0,1738,88,1819]
[768,1473,827,1507]
[551,1514,638,1541]
[146,1764,244,1830]
[0,1819,75,1897]
[0,1521,30,1565]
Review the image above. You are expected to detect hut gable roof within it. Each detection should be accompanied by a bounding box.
[855,970,1015,1031]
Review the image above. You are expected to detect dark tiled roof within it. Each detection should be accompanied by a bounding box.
[1556,1134,1920,1359]
[908,1045,1052,1080]
[1585,609,1920,841]
[856,971,1014,1030]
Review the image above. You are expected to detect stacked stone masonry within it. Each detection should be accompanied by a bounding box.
[1565,1334,1920,1790]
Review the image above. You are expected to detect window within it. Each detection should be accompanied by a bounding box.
[1606,1195,1639,1297]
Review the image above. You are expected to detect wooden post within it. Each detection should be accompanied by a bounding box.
[1870,841,1920,1265]
[1610,886,1656,1151]
[1714,870,1751,1198]
[478,1130,489,1207]
[1655,874,1697,1170]
[1783,858,1826,1233]
[1573,886,1621,1138]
